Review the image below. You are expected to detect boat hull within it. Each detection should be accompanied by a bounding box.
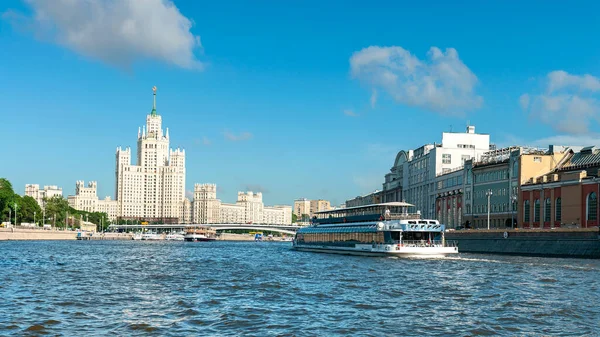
[292,244,457,257]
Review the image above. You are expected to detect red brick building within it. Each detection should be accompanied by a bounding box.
[520,147,600,229]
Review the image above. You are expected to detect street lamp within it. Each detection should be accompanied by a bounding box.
[486,189,493,230]
[34,211,36,227]
[14,202,17,227]
[511,194,517,229]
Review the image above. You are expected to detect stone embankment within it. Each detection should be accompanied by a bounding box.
[0,228,76,241]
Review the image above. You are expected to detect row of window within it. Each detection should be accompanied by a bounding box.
[521,195,593,222]
[296,232,385,244]
[474,169,509,183]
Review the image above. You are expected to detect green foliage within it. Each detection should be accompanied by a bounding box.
[0,178,16,222]
[292,213,298,223]
[19,195,43,224]
[301,213,310,222]
[44,195,70,227]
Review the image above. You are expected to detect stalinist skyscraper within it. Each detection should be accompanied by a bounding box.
[115,87,186,223]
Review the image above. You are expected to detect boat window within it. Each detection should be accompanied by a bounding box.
[428,221,436,224]
[408,221,416,224]
[418,221,427,224]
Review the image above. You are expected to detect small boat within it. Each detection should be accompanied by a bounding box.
[141,233,163,240]
[184,226,217,242]
[166,233,185,241]
[132,233,143,240]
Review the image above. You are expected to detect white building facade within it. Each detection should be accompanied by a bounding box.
[67,181,119,221]
[385,125,490,219]
[25,184,63,207]
[115,87,186,222]
[191,184,292,224]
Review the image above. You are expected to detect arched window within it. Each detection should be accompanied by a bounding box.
[587,192,597,221]
[544,198,551,222]
[534,199,540,222]
[524,200,530,222]
[555,198,561,222]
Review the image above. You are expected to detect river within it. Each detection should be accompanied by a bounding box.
[0,241,598,336]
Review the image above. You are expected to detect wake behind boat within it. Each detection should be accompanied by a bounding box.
[292,202,458,257]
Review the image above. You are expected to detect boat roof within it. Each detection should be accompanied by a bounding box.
[315,202,415,214]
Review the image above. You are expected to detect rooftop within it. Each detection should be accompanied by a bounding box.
[315,201,415,214]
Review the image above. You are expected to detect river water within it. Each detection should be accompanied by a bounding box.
[0,241,598,336]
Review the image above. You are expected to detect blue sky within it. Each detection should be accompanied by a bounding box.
[1,0,600,206]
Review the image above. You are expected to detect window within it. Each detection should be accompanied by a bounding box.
[534,156,542,162]
[544,198,551,222]
[534,199,540,222]
[555,198,562,222]
[524,200,530,222]
[587,192,597,221]
[442,154,451,164]
[512,161,518,177]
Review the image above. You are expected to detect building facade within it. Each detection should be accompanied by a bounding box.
[192,184,292,224]
[310,199,331,214]
[385,125,490,219]
[25,184,63,207]
[520,146,600,229]
[293,198,311,218]
[435,168,463,229]
[463,146,571,229]
[345,190,382,208]
[115,87,186,223]
[67,181,119,221]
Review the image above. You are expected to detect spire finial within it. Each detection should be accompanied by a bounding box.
[151,86,157,116]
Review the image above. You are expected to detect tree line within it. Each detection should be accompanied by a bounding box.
[0,178,109,230]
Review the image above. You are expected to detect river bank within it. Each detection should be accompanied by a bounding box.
[445,227,600,258]
[0,228,77,241]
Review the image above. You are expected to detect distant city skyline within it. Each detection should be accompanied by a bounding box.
[2,0,600,206]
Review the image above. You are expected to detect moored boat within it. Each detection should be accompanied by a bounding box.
[166,233,185,241]
[292,202,458,257]
[184,226,217,242]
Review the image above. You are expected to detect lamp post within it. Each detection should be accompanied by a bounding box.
[511,194,517,229]
[34,211,36,227]
[14,202,17,227]
[486,189,493,230]
[9,208,11,226]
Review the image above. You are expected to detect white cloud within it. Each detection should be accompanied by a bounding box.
[344,109,358,117]
[530,134,600,148]
[350,46,482,114]
[10,0,203,70]
[520,71,600,134]
[370,89,377,108]
[185,190,194,199]
[224,130,253,141]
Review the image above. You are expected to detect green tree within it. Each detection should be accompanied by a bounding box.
[0,178,16,222]
[301,213,310,222]
[292,213,298,223]
[44,195,70,228]
[19,195,43,224]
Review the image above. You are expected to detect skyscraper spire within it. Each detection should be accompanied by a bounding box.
[151,86,157,116]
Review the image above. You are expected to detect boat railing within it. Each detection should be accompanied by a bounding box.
[387,213,421,220]
[394,240,457,248]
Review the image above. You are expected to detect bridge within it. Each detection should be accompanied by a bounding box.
[107,223,302,235]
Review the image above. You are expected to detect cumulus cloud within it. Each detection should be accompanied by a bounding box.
[344,109,358,117]
[224,130,253,141]
[520,71,600,134]
[6,0,203,70]
[350,46,482,114]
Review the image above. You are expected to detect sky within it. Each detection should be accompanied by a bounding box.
[1,0,600,206]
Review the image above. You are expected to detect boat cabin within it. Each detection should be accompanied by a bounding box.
[311,202,420,225]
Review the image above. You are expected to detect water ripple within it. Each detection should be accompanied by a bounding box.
[0,241,599,336]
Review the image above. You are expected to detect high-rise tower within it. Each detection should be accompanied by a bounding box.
[115,87,186,222]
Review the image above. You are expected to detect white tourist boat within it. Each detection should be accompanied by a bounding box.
[184,226,217,242]
[166,233,185,241]
[141,233,163,240]
[292,202,458,257]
